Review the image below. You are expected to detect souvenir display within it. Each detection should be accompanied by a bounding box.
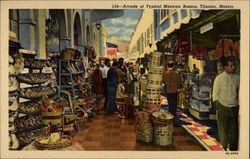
[18,74,52,84]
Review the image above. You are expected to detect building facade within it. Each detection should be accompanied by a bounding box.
[9,9,123,59]
[128,9,201,58]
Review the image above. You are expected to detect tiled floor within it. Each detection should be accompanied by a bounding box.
[72,110,204,151]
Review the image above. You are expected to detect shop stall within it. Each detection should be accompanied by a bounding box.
[156,10,240,120]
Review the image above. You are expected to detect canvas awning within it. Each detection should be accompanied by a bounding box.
[157,10,240,50]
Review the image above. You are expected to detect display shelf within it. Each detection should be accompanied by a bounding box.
[19,86,56,99]
[9,92,19,96]
[189,105,210,113]
[9,88,20,93]
[17,73,51,85]
[16,124,45,134]
[191,96,211,101]
[61,71,84,76]
[19,91,56,99]
[189,107,210,120]
[9,73,20,77]
[18,110,41,115]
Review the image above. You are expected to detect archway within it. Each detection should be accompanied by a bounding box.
[46,9,68,53]
[73,12,83,49]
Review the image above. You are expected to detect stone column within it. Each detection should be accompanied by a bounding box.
[19,9,36,51]
[35,10,46,59]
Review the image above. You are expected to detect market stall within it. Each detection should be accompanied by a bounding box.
[156,10,240,120]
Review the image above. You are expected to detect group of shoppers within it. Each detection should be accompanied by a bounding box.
[92,58,137,118]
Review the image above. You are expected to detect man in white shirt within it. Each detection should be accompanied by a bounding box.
[213,57,240,151]
[101,59,111,109]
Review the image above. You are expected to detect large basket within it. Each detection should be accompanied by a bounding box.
[136,132,153,143]
[153,125,173,146]
[148,66,163,75]
[151,113,173,127]
[34,136,72,150]
[146,87,161,99]
[42,107,63,126]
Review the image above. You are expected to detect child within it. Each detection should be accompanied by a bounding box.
[116,79,127,119]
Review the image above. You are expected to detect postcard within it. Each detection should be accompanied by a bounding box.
[1,0,249,159]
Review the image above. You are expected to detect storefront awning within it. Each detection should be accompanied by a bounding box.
[157,10,240,49]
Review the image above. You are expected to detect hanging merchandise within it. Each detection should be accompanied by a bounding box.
[192,46,207,60]
[234,40,240,59]
[176,34,191,54]
[215,38,236,57]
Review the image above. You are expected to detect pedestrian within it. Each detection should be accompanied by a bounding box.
[106,61,119,114]
[213,57,240,151]
[92,64,105,111]
[118,58,127,75]
[101,58,111,110]
[125,65,137,95]
[162,61,181,118]
[116,79,127,119]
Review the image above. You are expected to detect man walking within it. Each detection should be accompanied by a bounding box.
[213,57,240,151]
[162,61,181,118]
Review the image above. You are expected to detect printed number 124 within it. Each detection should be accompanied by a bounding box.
[112,4,119,8]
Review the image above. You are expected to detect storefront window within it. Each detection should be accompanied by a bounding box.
[173,12,178,24]
[181,10,188,19]
[9,9,19,39]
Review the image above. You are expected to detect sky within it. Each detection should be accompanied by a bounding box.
[103,10,142,44]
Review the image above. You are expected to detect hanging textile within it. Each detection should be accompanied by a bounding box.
[234,40,240,59]
[215,39,236,57]
[176,34,191,54]
[192,46,207,60]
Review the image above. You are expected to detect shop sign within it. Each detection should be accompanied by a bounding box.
[42,67,53,73]
[200,22,213,34]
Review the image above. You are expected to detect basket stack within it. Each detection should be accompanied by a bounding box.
[151,110,174,146]
[135,111,153,143]
[146,52,163,111]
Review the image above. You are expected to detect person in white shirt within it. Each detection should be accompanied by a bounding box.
[101,59,111,109]
[213,57,240,151]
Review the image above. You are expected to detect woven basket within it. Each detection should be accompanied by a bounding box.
[34,136,72,150]
[136,132,153,143]
[153,125,173,146]
[148,66,163,75]
[150,52,162,59]
[42,107,62,125]
[146,87,161,99]
[151,112,173,127]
